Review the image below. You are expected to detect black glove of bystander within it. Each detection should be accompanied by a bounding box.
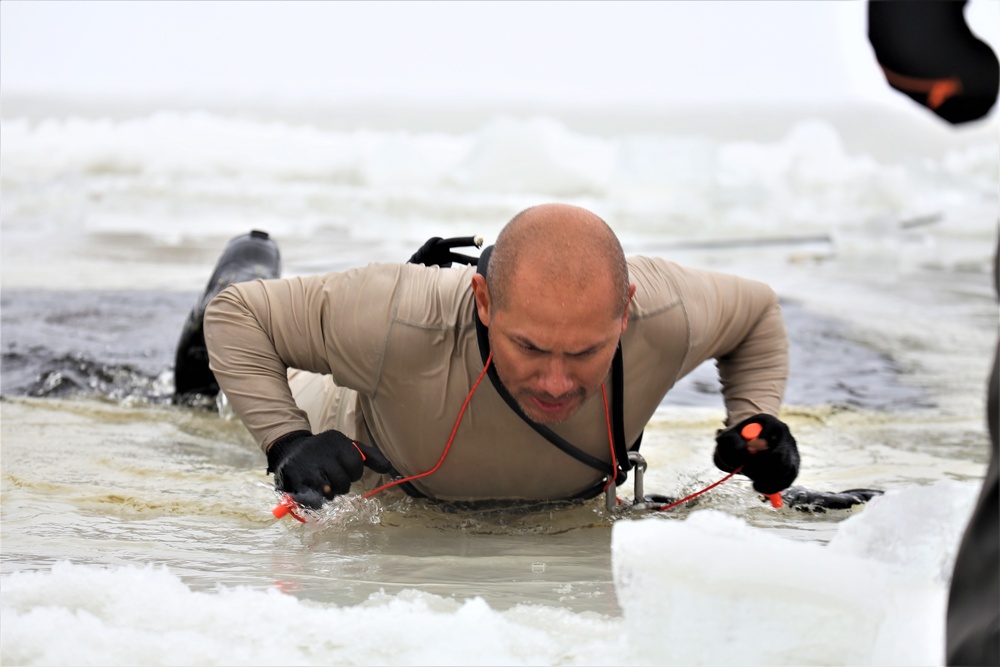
[266,430,393,509]
[713,414,800,495]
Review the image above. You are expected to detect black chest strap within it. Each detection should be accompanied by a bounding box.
[474,246,635,486]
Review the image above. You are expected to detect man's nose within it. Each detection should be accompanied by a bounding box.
[537,358,574,397]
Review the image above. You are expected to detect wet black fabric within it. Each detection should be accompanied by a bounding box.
[780,486,883,512]
[867,4,999,660]
[713,414,799,495]
[267,429,393,509]
[473,245,637,490]
[946,243,1000,666]
[174,230,281,400]
[868,0,999,124]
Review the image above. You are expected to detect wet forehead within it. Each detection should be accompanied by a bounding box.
[499,262,620,348]
[507,259,618,311]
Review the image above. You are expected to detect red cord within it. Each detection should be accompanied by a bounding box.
[362,352,495,498]
[358,368,746,510]
[272,494,307,522]
[654,466,744,511]
[600,384,617,493]
[274,355,766,516]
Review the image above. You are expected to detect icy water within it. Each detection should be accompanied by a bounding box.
[1,98,997,665]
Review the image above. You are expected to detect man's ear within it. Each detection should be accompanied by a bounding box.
[471,274,492,324]
[621,283,637,333]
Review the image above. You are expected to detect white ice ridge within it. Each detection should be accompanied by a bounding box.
[611,480,979,666]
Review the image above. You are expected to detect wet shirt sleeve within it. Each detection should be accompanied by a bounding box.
[636,257,789,426]
[204,265,403,450]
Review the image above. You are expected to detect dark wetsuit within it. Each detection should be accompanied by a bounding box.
[868,0,998,124]
[869,2,999,663]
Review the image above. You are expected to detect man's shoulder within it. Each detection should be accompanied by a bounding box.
[325,262,474,295]
[628,255,699,293]
[286,262,474,329]
[626,256,686,317]
[364,262,476,328]
[628,255,762,290]
[626,256,757,317]
[627,255,778,320]
[627,255,697,278]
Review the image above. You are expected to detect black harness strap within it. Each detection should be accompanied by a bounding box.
[474,246,633,486]
[394,236,640,499]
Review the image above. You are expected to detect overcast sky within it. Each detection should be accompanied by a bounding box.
[1,1,998,108]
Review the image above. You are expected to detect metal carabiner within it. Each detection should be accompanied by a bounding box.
[604,451,650,512]
[629,451,647,502]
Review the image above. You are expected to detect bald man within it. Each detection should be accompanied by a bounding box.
[204,204,798,508]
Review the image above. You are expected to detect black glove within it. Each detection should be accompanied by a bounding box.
[713,414,799,495]
[266,430,393,509]
[407,236,482,268]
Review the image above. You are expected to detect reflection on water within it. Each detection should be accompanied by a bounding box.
[1,386,988,617]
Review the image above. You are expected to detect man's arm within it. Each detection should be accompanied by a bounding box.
[204,278,324,451]
[715,298,788,427]
[204,268,397,451]
[657,260,797,494]
[669,263,789,426]
[205,270,397,509]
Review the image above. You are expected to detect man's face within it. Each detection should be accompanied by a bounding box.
[473,266,633,425]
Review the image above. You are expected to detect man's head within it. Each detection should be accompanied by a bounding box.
[471,203,636,424]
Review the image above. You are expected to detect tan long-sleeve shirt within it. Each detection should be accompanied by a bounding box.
[204,257,787,501]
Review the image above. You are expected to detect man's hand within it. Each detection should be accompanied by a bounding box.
[266,430,393,509]
[713,414,799,495]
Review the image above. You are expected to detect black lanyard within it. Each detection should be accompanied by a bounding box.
[474,246,636,487]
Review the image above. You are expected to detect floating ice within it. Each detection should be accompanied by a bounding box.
[0,562,626,667]
[611,480,980,666]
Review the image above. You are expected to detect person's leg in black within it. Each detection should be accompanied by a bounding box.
[173,230,281,403]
